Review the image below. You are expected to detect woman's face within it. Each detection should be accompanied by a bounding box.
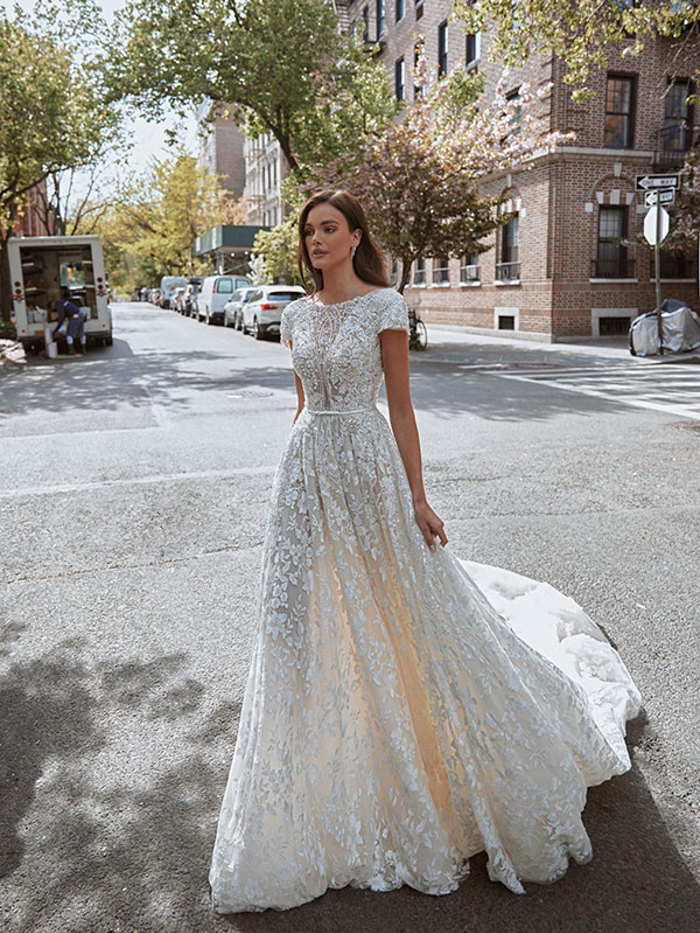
[303,203,361,273]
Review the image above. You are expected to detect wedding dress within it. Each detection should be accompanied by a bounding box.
[209,287,643,913]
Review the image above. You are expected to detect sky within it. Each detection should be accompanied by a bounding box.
[4,0,199,178]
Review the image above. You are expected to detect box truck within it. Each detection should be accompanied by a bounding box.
[8,235,112,351]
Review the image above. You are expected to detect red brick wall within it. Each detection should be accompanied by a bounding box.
[340,2,700,338]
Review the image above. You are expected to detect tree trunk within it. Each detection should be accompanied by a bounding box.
[397,254,414,294]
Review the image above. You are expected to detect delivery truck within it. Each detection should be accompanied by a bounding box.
[8,234,112,352]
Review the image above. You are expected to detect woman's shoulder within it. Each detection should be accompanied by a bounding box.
[280,294,312,343]
[281,294,311,319]
[368,286,405,305]
[371,287,410,333]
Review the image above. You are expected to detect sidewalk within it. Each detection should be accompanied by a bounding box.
[421,323,700,367]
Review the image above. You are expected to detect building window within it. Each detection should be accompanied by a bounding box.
[362,6,369,41]
[604,75,635,148]
[466,32,480,68]
[414,257,425,284]
[415,0,424,21]
[432,256,449,284]
[652,250,696,280]
[395,57,405,101]
[664,79,694,155]
[506,88,522,136]
[376,0,386,39]
[438,21,448,78]
[496,215,520,281]
[414,41,422,98]
[396,0,405,22]
[595,206,631,278]
[460,252,480,283]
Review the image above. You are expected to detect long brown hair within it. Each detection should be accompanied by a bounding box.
[297,189,390,294]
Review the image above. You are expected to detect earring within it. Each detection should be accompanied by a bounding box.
[351,245,358,260]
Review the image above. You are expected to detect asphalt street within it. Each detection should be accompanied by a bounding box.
[1,302,699,933]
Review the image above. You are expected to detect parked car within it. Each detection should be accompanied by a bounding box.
[172,286,187,313]
[242,285,306,340]
[159,275,188,309]
[197,274,252,325]
[223,286,258,329]
[183,283,201,317]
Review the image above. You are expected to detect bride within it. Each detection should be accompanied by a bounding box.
[208,188,643,913]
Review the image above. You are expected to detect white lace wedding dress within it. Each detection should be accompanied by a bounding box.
[209,287,643,913]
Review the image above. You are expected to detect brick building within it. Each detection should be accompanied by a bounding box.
[337,1,699,340]
[14,181,52,237]
[198,103,247,200]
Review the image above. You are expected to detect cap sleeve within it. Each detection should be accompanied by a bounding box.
[376,289,410,336]
[280,300,298,347]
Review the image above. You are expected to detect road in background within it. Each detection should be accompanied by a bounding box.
[2,303,699,932]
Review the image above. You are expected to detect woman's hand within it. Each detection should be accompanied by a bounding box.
[413,497,448,552]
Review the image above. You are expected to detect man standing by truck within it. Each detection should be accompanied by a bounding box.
[53,288,87,356]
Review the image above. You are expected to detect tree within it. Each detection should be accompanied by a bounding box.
[665,146,700,255]
[32,139,131,238]
[312,59,573,292]
[251,214,305,287]
[94,153,246,293]
[454,0,700,102]
[0,1,123,319]
[111,0,397,177]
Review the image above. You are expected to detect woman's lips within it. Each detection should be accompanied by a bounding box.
[311,251,327,258]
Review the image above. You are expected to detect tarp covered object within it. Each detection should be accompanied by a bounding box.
[630,299,700,357]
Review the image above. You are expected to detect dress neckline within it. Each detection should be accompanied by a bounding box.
[307,287,392,309]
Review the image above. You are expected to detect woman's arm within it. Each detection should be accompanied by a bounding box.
[380,330,448,552]
[291,353,305,424]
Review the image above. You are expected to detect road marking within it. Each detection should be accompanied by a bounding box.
[0,465,278,500]
[138,383,172,428]
[494,363,700,421]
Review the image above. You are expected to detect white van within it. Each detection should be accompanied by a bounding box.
[159,275,188,309]
[8,235,112,351]
[197,274,251,325]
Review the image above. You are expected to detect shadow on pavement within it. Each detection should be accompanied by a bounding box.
[1,302,643,426]
[1,639,698,932]
[407,357,633,424]
[1,348,295,419]
[0,642,241,932]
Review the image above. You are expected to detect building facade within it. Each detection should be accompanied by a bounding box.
[243,133,289,228]
[198,104,247,200]
[338,1,699,340]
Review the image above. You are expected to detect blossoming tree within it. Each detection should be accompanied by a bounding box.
[312,57,572,292]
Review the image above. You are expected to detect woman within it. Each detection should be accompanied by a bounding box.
[209,189,642,913]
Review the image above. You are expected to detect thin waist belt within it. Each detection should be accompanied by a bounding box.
[304,407,376,415]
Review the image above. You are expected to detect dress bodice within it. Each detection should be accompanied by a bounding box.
[280,288,410,412]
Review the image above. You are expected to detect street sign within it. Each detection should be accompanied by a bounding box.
[644,205,670,246]
[636,173,681,191]
[644,188,675,207]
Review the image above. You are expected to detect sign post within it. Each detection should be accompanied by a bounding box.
[638,175,679,357]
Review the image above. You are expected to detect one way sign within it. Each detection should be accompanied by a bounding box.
[644,188,675,207]
[636,173,681,190]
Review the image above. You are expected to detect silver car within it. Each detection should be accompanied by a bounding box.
[242,285,306,340]
[223,286,257,329]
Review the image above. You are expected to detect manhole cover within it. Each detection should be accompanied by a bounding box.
[225,389,273,398]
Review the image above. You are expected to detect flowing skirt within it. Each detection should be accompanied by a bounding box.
[209,407,643,913]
